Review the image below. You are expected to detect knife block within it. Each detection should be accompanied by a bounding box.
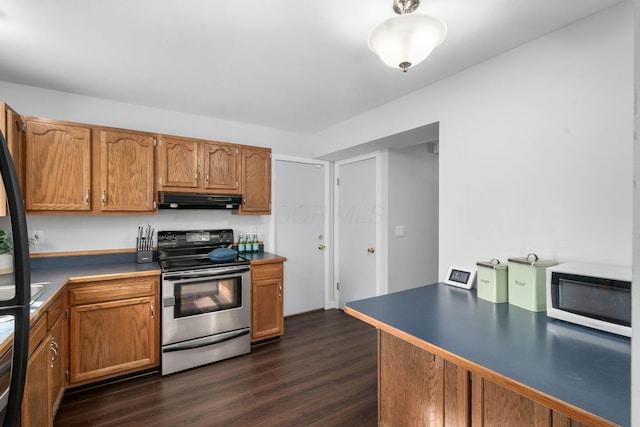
[136,250,153,264]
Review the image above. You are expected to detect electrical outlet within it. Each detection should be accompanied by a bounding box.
[395,226,405,237]
[31,230,44,244]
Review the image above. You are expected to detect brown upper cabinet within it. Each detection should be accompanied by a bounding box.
[237,146,271,215]
[0,103,25,215]
[157,135,240,194]
[25,119,92,211]
[25,117,157,214]
[100,129,155,212]
[11,106,271,215]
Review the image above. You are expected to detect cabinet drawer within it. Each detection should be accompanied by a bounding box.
[69,276,159,306]
[28,315,47,356]
[252,262,283,281]
[47,294,65,329]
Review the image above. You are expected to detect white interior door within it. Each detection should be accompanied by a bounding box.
[274,159,326,316]
[336,156,377,309]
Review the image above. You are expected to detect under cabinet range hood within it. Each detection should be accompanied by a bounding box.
[158,192,242,210]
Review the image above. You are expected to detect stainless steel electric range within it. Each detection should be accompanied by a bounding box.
[157,229,251,376]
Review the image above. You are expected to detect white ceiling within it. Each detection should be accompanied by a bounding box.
[0,0,625,135]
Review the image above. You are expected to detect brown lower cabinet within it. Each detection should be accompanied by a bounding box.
[22,331,50,427]
[68,276,160,386]
[20,273,161,425]
[379,330,599,427]
[251,260,285,342]
[48,295,67,419]
[22,292,67,427]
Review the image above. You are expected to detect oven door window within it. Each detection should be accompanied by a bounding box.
[174,277,242,318]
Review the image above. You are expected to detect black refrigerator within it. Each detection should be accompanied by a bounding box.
[0,130,30,426]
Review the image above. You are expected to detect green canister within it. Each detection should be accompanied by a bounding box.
[476,259,508,303]
[507,253,557,311]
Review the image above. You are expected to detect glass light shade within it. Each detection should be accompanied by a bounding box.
[368,13,447,71]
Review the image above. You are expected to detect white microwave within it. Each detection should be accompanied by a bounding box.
[546,262,631,337]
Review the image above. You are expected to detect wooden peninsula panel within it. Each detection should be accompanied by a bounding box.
[345,284,625,426]
[379,331,444,426]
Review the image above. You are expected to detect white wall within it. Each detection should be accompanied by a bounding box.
[23,212,270,254]
[313,2,634,276]
[0,81,313,156]
[387,143,439,292]
[0,81,315,254]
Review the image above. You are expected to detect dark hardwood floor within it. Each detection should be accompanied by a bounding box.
[54,309,378,427]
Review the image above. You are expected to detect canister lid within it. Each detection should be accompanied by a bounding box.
[507,253,556,267]
[476,258,508,270]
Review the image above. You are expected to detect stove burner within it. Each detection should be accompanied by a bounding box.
[159,255,250,273]
[157,229,249,273]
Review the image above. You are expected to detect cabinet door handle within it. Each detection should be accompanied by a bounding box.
[367,247,375,254]
[279,284,282,297]
[85,190,90,205]
[50,337,58,367]
[151,302,155,318]
[101,190,107,206]
[206,173,209,184]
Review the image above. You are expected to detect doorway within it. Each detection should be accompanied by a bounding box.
[335,152,387,309]
[273,157,329,315]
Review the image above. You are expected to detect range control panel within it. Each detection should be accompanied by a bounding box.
[157,229,234,249]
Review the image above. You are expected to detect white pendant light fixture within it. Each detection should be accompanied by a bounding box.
[368,0,447,72]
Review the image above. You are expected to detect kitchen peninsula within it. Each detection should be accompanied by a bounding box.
[345,283,629,427]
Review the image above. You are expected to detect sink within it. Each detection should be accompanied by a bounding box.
[0,282,51,304]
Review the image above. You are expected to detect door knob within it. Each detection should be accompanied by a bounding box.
[367,247,375,254]
[318,244,326,250]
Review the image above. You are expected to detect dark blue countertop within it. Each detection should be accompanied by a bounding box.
[0,253,161,339]
[241,251,287,263]
[30,252,160,307]
[346,283,630,427]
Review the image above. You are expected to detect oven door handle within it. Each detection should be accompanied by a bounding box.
[162,328,250,353]
[163,266,250,282]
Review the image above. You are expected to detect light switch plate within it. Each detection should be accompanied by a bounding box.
[395,226,404,237]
